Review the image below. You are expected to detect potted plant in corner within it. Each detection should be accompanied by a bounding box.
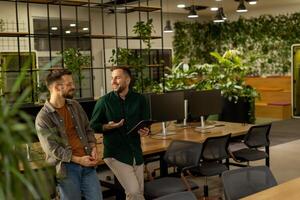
[198,50,259,123]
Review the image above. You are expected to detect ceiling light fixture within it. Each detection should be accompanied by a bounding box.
[187,5,198,18]
[70,23,76,27]
[210,7,218,11]
[236,0,248,13]
[51,26,58,30]
[248,0,257,5]
[164,20,173,33]
[164,0,173,33]
[65,30,71,34]
[82,27,89,31]
[177,4,186,8]
[213,8,224,23]
[220,7,227,20]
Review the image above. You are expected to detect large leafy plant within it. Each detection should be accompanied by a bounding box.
[199,50,259,102]
[0,60,54,199]
[162,62,202,91]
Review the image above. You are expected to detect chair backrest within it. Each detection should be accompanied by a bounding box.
[201,134,231,161]
[222,166,277,200]
[164,140,202,169]
[154,191,197,200]
[244,123,272,148]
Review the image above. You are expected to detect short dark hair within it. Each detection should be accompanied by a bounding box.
[111,66,132,78]
[45,68,72,87]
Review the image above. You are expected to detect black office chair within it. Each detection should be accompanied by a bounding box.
[190,134,231,198]
[230,123,272,167]
[222,166,277,200]
[144,140,202,199]
[153,191,197,200]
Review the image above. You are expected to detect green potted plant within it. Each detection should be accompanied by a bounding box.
[198,50,259,123]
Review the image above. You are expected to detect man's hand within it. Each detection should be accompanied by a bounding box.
[91,146,98,161]
[138,127,150,137]
[103,119,124,131]
[72,155,98,167]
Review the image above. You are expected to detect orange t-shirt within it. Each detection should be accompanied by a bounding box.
[56,104,86,157]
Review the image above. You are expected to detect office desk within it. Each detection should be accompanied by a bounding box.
[139,121,250,154]
[30,121,251,167]
[95,121,252,165]
[241,177,300,200]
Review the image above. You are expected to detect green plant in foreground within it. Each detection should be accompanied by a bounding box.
[0,59,54,199]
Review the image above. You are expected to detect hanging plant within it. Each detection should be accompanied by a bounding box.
[133,18,154,49]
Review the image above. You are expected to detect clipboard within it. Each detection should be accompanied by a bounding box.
[127,120,154,135]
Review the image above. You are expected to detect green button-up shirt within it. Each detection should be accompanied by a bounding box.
[90,90,149,165]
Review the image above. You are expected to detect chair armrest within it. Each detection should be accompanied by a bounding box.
[228,148,240,163]
[182,165,199,173]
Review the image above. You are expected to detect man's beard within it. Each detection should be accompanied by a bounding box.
[62,90,75,99]
[114,85,125,94]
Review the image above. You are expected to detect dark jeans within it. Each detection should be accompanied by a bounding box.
[58,162,103,200]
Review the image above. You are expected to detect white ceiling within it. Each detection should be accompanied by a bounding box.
[140,0,300,16]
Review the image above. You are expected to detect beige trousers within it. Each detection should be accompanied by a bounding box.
[104,158,145,200]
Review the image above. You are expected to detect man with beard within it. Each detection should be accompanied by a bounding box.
[90,67,150,200]
[35,69,103,200]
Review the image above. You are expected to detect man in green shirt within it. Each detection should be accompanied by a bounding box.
[90,67,150,200]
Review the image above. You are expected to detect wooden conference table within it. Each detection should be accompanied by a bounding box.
[29,120,252,169]
[96,121,252,163]
[241,177,300,200]
[95,121,252,168]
